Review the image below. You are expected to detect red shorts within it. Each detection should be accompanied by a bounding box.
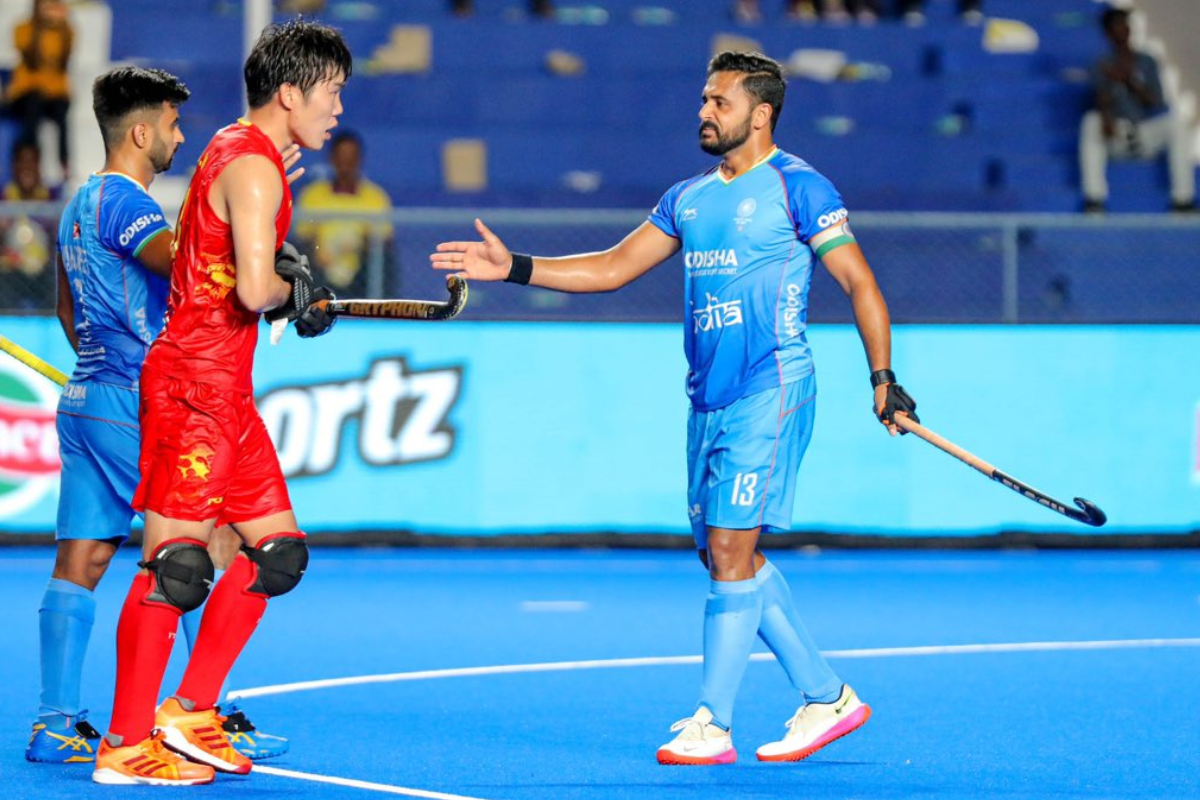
[132,370,291,526]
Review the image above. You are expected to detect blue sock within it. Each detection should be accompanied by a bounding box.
[756,561,842,704]
[38,578,96,720]
[698,577,762,729]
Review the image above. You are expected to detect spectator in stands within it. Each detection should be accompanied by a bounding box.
[0,140,56,309]
[451,0,556,18]
[296,130,394,297]
[1079,6,1196,213]
[2,0,73,182]
[900,0,984,25]
[3,140,56,201]
[734,0,882,24]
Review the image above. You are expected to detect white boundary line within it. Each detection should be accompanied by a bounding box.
[254,765,491,800]
[228,638,1200,701]
[243,638,1200,798]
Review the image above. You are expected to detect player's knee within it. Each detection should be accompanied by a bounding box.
[139,538,215,613]
[242,532,308,598]
[53,540,118,590]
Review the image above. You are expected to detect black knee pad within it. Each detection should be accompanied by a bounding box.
[242,533,308,597]
[138,538,214,612]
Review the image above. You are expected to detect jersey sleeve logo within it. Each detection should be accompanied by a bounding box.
[118,213,165,248]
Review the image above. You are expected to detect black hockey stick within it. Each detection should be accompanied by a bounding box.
[895,415,1107,527]
[320,276,468,321]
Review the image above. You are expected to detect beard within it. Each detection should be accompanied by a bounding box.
[149,138,176,174]
[698,113,752,156]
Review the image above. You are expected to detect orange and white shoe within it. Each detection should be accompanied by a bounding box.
[92,730,215,785]
[155,698,251,775]
[655,706,737,766]
[755,684,871,762]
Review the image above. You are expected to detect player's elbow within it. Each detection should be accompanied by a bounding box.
[236,282,281,314]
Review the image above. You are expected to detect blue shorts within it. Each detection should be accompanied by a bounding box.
[687,375,816,550]
[56,380,141,543]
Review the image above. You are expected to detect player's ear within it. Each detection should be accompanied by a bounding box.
[131,121,150,150]
[280,83,298,110]
[754,103,772,131]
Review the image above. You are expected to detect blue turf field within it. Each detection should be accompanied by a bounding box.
[2,548,1199,800]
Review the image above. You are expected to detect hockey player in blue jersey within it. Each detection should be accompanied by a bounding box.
[432,50,918,765]
[26,66,289,765]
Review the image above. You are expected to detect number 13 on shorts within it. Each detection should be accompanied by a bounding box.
[732,472,759,506]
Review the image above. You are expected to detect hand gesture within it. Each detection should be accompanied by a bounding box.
[282,143,305,185]
[430,218,514,282]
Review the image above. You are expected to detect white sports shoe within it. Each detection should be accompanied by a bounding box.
[655,706,737,766]
[756,684,871,762]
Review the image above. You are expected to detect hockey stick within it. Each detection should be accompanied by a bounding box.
[321,275,469,321]
[269,276,468,343]
[0,335,68,387]
[894,415,1107,527]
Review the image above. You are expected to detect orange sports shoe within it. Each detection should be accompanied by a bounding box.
[92,730,215,785]
[155,697,252,775]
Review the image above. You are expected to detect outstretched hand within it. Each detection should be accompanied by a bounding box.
[430,218,514,282]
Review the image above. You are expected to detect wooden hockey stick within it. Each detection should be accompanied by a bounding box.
[894,414,1107,527]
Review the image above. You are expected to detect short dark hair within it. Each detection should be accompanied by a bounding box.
[245,19,353,110]
[1101,6,1130,32]
[330,130,362,152]
[11,139,39,163]
[92,67,191,152]
[708,50,787,132]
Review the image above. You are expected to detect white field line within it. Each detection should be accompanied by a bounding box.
[227,637,1200,701]
[254,765,491,800]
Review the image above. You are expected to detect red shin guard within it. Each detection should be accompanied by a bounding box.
[173,554,269,710]
[107,572,183,744]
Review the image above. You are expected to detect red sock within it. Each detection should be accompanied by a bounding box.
[174,555,268,710]
[107,573,182,745]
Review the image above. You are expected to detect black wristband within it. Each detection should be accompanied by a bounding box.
[505,253,533,285]
[869,368,896,388]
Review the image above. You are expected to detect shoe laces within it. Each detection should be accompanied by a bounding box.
[783,705,811,734]
[145,731,181,764]
[669,714,723,741]
[668,716,703,738]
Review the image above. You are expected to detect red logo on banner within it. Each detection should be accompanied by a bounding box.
[0,399,60,478]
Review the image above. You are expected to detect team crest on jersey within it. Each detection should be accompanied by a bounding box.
[197,259,237,302]
[734,197,756,232]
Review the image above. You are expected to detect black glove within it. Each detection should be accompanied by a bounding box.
[294,286,337,338]
[877,382,919,432]
[264,241,314,324]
